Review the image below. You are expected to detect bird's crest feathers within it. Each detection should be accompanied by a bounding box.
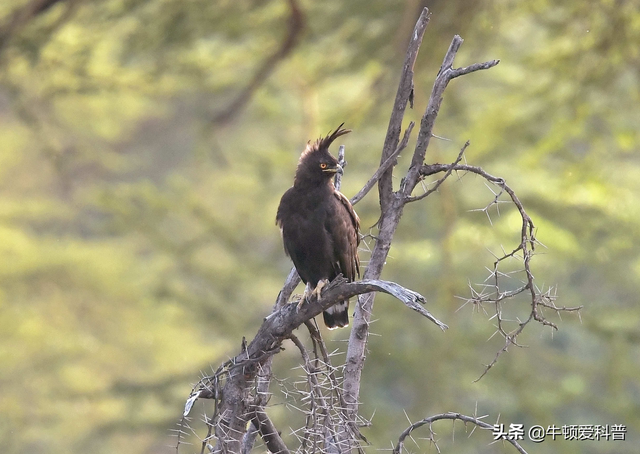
[294,124,351,186]
[300,123,351,162]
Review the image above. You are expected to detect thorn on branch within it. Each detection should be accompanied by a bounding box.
[394,412,528,454]
[416,161,583,379]
[377,8,431,210]
[251,408,291,454]
[351,121,415,206]
[188,8,575,452]
[402,34,499,197]
[406,140,469,202]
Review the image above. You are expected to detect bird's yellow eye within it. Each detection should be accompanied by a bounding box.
[320,163,327,169]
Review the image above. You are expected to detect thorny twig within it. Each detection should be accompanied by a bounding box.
[419,161,582,379]
[178,276,439,452]
[351,121,415,206]
[180,6,580,453]
[288,325,365,454]
[393,412,527,454]
[405,140,469,202]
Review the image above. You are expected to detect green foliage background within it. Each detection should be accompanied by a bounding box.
[1,0,638,453]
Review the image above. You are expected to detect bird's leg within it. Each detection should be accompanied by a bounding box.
[297,279,329,311]
[297,283,313,310]
[311,279,329,301]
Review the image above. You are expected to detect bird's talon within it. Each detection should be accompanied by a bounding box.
[312,279,329,301]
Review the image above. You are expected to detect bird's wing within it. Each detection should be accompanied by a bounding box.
[329,190,360,280]
[276,187,296,259]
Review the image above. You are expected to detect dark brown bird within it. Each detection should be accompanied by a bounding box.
[276,124,360,329]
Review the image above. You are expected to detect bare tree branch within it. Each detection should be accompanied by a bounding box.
[405,139,468,203]
[252,408,290,454]
[351,121,414,206]
[275,267,301,309]
[418,161,582,380]
[185,275,438,452]
[342,11,436,438]
[393,412,528,454]
[241,421,259,454]
[182,7,580,454]
[265,277,444,332]
[401,34,498,197]
[290,325,365,453]
[377,8,431,211]
[342,11,502,443]
[334,144,347,191]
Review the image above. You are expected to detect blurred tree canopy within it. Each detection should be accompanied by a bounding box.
[0,0,638,453]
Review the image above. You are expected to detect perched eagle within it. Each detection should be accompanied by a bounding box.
[276,125,360,329]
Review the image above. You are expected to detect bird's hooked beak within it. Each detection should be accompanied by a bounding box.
[323,163,343,175]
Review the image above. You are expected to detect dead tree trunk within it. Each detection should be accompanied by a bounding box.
[177,7,580,454]
[339,8,500,450]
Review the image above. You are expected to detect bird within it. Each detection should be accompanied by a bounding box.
[276,124,360,329]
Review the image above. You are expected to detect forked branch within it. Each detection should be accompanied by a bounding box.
[351,121,415,206]
[401,35,499,197]
[342,9,501,439]
[182,274,441,453]
[181,6,578,454]
[418,161,582,380]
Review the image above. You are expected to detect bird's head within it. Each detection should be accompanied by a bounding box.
[294,124,351,187]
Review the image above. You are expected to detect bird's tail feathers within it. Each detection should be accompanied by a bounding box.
[323,300,349,329]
